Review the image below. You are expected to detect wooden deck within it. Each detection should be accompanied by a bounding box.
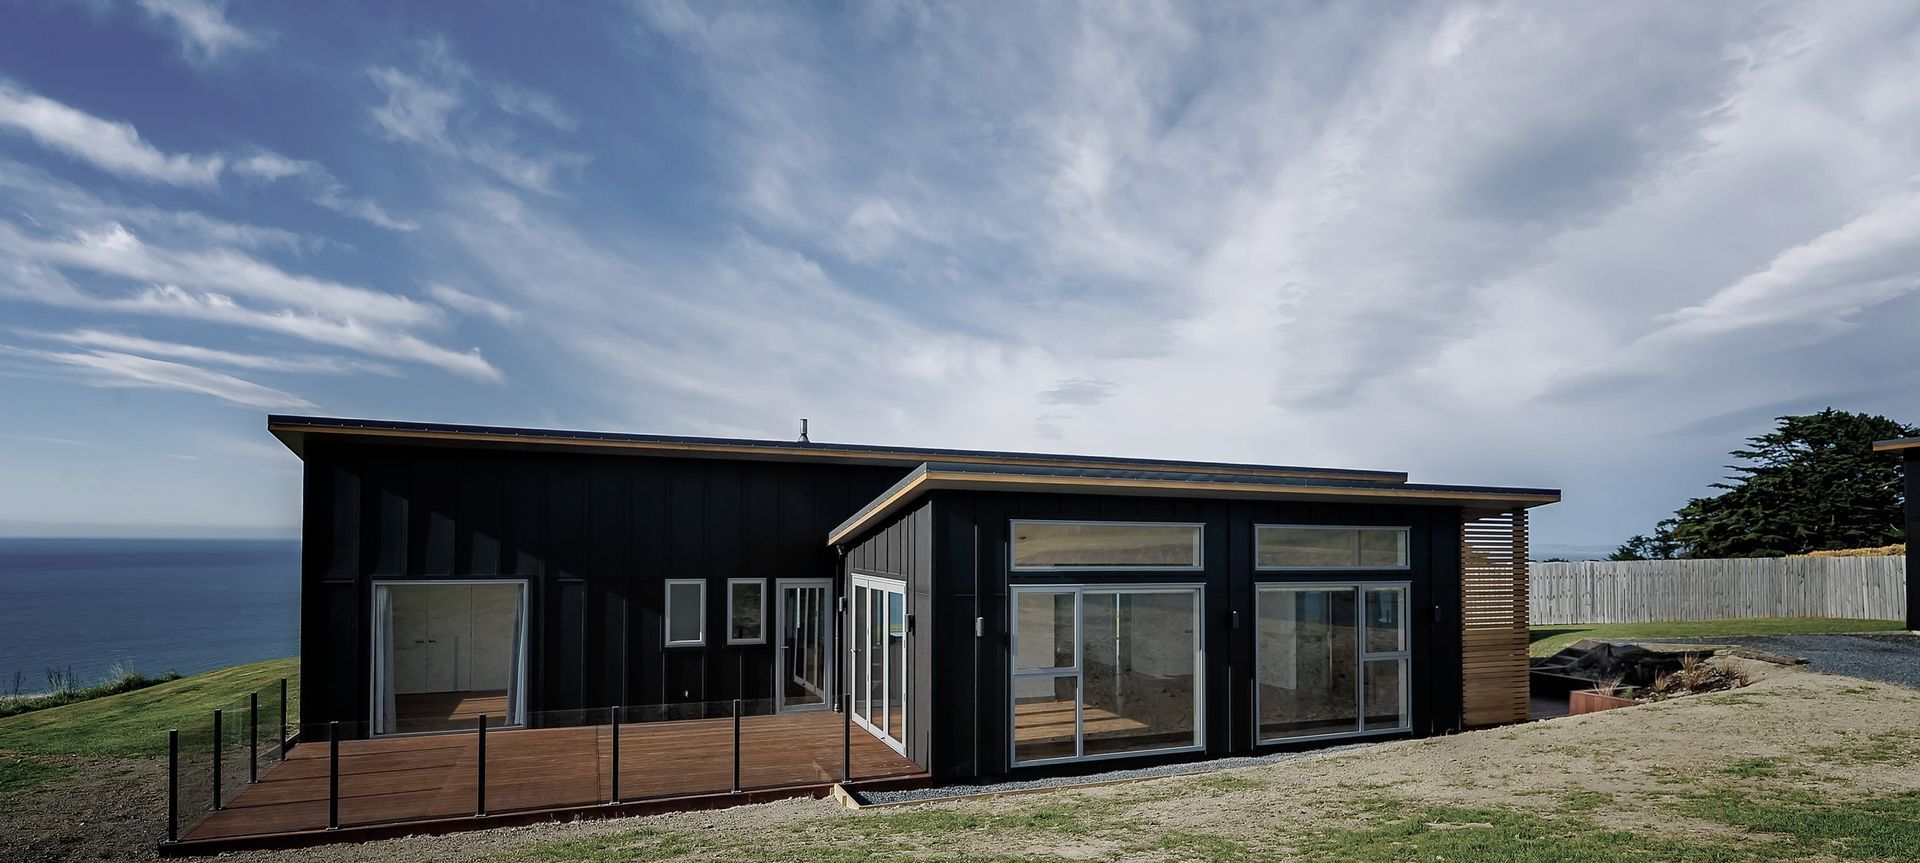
[176,710,922,850]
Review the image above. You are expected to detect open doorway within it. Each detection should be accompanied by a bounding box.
[372,581,527,735]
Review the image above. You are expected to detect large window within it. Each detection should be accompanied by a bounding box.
[1255,526,1408,570]
[1011,585,1203,765]
[1256,583,1409,743]
[851,574,907,755]
[664,580,706,647]
[1011,521,1203,570]
[727,579,766,645]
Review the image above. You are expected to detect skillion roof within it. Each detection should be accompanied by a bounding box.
[266,415,1407,483]
[826,462,1561,546]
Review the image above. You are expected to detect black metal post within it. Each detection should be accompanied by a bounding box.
[327,722,339,830]
[608,706,620,805]
[166,729,179,844]
[278,678,288,757]
[842,694,852,783]
[249,692,259,784]
[211,709,223,810]
[731,699,742,794]
[476,715,488,817]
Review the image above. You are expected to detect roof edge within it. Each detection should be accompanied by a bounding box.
[1873,437,1920,453]
[265,414,1409,483]
[827,463,1561,547]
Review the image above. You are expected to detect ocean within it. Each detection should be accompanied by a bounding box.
[0,538,300,692]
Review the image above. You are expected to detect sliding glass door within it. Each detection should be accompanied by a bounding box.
[849,574,907,754]
[1255,583,1409,743]
[371,580,528,736]
[776,579,833,712]
[1010,585,1203,766]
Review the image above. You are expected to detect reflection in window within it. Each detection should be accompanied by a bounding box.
[1012,522,1202,569]
[727,579,765,644]
[664,580,705,646]
[1257,584,1409,742]
[1011,586,1201,764]
[1015,591,1076,670]
[1256,526,1408,569]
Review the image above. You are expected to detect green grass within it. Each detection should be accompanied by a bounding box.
[1530,617,1906,658]
[0,753,71,797]
[1299,804,1766,863]
[0,670,181,719]
[0,657,297,759]
[1688,789,1920,860]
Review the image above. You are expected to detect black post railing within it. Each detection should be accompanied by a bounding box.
[476,715,488,817]
[608,706,620,805]
[278,678,288,757]
[249,691,259,784]
[731,699,742,794]
[327,722,339,830]
[842,694,852,783]
[211,709,223,810]
[166,729,179,844]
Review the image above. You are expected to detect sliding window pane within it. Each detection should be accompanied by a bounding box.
[1256,528,1354,568]
[1357,530,1408,567]
[886,591,906,742]
[1015,591,1076,670]
[1364,588,1405,654]
[866,588,884,727]
[1081,591,1199,757]
[1012,675,1079,763]
[1013,522,1199,569]
[1363,659,1407,731]
[1257,588,1358,740]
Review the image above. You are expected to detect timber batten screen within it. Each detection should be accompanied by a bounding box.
[1460,509,1529,727]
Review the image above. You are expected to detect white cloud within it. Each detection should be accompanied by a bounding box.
[43,329,400,376]
[231,151,317,181]
[0,81,224,186]
[366,41,588,194]
[427,283,519,324]
[136,0,262,63]
[21,347,315,409]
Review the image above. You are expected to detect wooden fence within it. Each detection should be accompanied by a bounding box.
[1530,556,1907,625]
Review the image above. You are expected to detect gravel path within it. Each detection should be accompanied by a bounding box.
[1657,633,1920,690]
[855,741,1380,805]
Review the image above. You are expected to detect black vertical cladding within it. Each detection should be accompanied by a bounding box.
[1906,452,1919,631]
[839,498,938,772]
[298,441,904,732]
[855,490,1466,779]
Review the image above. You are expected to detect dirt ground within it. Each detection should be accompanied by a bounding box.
[10,661,1920,862]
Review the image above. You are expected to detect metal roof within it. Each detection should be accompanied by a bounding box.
[266,414,1409,483]
[1873,437,1920,453]
[826,462,1562,546]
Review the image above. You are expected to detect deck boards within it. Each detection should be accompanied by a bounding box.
[184,711,920,843]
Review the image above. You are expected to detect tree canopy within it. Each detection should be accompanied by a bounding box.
[1611,409,1916,560]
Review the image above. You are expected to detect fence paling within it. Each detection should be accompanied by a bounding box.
[249,692,259,784]
[1530,556,1908,624]
[476,715,488,817]
[211,709,223,811]
[167,729,179,844]
[609,706,620,805]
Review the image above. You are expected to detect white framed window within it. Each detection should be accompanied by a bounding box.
[850,573,908,755]
[664,579,706,647]
[1009,584,1204,766]
[1011,520,1204,571]
[1255,525,1409,570]
[727,578,767,645]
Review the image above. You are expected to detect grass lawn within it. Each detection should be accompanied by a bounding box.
[0,657,297,759]
[1529,616,1906,658]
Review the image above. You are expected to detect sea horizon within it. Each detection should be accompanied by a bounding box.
[0,537,300,694]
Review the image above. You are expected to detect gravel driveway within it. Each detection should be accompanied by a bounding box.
[1661,633,1920,690]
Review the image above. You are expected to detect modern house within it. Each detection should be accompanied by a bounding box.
[1872,436,1920,631]
[269,414,1557,785]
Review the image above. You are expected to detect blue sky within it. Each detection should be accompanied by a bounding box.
[3,1,1919,555]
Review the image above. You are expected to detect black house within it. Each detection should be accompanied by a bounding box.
[1873,436,1920,631]
[271,415,1557,780]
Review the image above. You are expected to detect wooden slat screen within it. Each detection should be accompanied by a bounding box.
[1461,509,1529,727]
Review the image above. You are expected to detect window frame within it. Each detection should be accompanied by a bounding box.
[663,579,707,648]
[1252,580,1412,746]
[1008,583,1207,767]
[1253,524,1411,572]
[1009,519,1206,572]
[725,577,767,646]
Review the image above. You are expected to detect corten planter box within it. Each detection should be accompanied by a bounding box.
[1569,689,1643,715]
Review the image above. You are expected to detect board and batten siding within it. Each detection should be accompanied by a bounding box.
[1529,556,1908,625]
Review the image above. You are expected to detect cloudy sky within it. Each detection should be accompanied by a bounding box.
[2,1,1918,555]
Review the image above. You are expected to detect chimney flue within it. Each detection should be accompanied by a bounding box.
[799,418,810,443]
